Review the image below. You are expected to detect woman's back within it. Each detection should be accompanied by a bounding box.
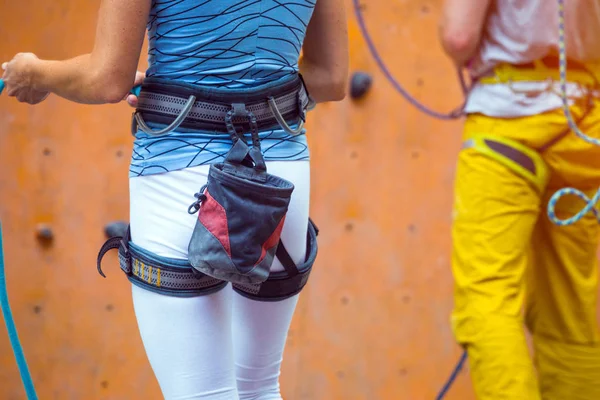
[147,0,316,88]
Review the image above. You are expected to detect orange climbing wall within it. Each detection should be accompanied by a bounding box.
[0,0,473,399]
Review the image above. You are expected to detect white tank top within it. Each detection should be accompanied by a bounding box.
[465,0,600,117]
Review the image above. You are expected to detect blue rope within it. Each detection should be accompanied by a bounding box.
[0,78,38,399]
[548,187,600,226]
[435,350,468,400]
[546,0,600,226]
[0,223,38,399]
[0,78,140,398]
[351,0,465,120]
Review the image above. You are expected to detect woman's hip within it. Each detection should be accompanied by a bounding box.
[129,161,311,262]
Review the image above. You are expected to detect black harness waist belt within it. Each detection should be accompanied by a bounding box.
[133,75,311,135]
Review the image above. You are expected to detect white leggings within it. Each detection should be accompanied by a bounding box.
[129,161,310,400]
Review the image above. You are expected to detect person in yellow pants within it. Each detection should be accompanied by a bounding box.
[439,1,600,399]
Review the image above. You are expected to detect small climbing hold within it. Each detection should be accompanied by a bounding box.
[350,71,373,99]
[35,224,54,244]
[104,221,128,239]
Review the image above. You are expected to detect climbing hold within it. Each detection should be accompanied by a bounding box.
[104,221,128,239]
[350,71,373,99]
[35,224,54,244]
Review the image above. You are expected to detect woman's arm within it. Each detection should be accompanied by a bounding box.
[438,0,492,67]
[300,0,349,103]
[4,0,150,104]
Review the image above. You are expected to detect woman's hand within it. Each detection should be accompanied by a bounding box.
[439,0,492,67]
[2,53,50,104]
[13,0,150,105]
[125,70,146,108]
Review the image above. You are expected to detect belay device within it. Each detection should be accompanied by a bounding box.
[97,74,319,301]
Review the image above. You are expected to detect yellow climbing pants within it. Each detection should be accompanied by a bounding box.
[451,95,600,399]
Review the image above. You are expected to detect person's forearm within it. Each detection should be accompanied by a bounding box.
[439,0,491,67]
[299,57,347,103]
[30,54,133,104]
[439,31,479,67]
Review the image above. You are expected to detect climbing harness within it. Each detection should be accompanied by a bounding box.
[135,75,309,285]
[99,74,320,300]
[352,0,468,119]
[132,76,312,136]
[97,220,319,301]
[98,226,228,297]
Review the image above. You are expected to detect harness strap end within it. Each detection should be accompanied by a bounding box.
[96,236,125,278]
